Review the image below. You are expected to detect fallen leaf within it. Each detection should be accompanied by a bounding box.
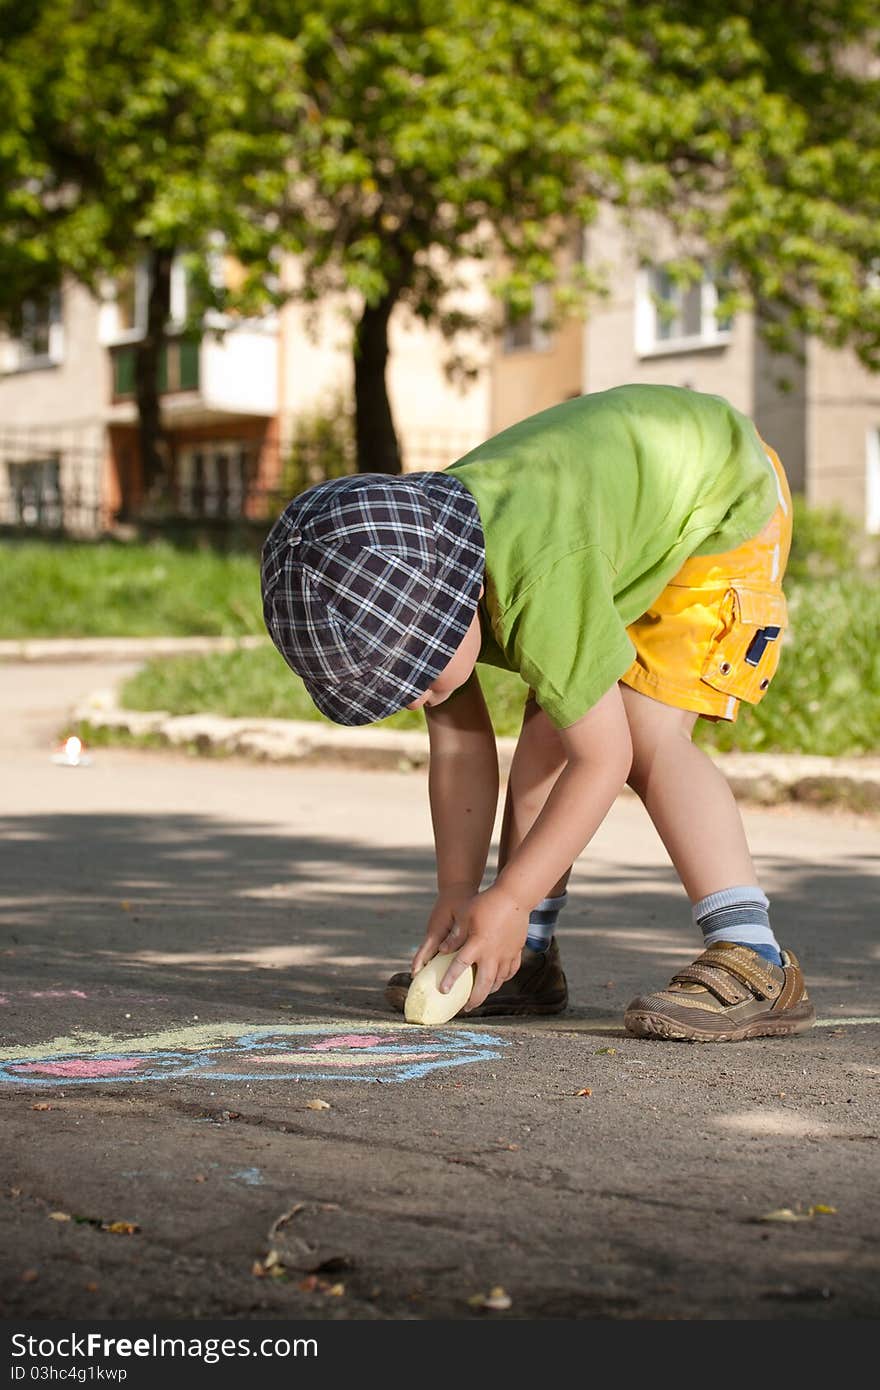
[31,1102,52,1111]
[102,1221,140,1235]
[326,1282,345,1297]
[305,1099,331,1111]
[194,1174,206,1184]
[756,1207,813,1224]
[575,1087,592,1097]
[485,1285,512,1310]
[84,1282,99,1294]
[120,901,132,911]
[595,1047,617,1055]
[49,1211,71,1222]
[21,1269,39,1283]
[10,1187,22,1197]
[809,1204,837,1216]
[318,1202,341,1212]
[469,1285,512,1311]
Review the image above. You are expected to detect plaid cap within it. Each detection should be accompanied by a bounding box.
[260,471,485,726]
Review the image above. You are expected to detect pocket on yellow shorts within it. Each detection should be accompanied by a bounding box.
[699,584,788,705]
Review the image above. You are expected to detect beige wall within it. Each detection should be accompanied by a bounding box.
[278,272,492,473]
[490,315,583,435]
[581,210,757,412]
[0,281,108,440]
[750,330,808,496]
[806,340,880,524]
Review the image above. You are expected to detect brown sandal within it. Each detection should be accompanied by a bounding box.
[624,941,815,1042]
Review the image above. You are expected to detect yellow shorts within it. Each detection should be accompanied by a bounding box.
[620,441,792,722]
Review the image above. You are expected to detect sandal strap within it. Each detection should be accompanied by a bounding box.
[670,962,751,1005]
[671,945,781,1005]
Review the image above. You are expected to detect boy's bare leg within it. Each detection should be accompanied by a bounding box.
[499,687,758,900]
[619,683,814,1039]
[618,684,758,898]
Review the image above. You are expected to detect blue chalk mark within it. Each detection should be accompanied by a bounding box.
[229,1168,264,1187]
[0,1026,508,1086]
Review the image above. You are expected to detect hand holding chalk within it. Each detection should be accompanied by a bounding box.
[404,951,475,1025]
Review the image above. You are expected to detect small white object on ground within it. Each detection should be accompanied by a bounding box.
[404,951,474,1025]
[50,735,92,767]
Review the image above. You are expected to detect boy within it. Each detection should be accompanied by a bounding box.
[261,384,815,1042]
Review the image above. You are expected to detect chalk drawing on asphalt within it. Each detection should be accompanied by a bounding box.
[0,1021,508,1085]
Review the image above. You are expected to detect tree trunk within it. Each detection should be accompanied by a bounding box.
[135,246,174,503]
[353,292,401,474]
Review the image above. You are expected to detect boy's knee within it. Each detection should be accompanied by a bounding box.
[626,709,696,801]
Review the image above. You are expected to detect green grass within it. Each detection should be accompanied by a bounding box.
[4,536,877,755]
[121,645,533,735]
[0,538,262,638]
[694,575,880,757]
[119,574,880,756]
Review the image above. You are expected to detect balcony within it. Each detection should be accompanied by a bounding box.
[107,322,277,426]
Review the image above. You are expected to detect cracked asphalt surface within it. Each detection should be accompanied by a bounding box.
[1,661,879,1324]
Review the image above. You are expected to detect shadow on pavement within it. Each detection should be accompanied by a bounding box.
[1,813,877,1041]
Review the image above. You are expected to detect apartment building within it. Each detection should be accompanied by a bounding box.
[1,225,878,536]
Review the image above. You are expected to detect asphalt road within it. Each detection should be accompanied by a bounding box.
[1,661,878,1327]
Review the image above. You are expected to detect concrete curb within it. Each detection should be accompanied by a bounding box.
[73,690,880,810]
[0,635,267,663]
[10,636,875,809]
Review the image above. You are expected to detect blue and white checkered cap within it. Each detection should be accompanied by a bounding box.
[260,471,485,726]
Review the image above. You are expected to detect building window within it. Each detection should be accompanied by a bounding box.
[1,292,63,373]
[867,428,880,536]
[502,284,553,354]
[177,443,252,517]
[101,256,192,345]
[111,337,201,399]
[3,457,62,527]
[636,265,732,357]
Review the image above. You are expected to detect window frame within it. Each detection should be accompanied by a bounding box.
[0,291,64,373]
[502,283,554,355]
[176,442,253,518]
[635,264,733,358]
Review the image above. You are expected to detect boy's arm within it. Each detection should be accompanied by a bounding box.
[411,673,499,971]
[441,682,633,1009]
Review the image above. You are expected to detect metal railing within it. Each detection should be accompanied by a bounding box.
[0,425,482,542]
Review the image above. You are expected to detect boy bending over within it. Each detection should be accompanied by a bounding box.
[261,384,814,1042]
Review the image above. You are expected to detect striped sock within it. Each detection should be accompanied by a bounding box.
[525,891,568,953]
[693,886,782,967]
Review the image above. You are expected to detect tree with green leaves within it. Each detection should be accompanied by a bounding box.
[0,0,297,502]
[226,0,879,472]
[3,1,879,486]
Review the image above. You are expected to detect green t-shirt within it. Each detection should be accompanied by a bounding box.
[447,384,778,728]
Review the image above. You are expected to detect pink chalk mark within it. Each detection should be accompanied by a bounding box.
[309,1033,384,1050]
[29,990,89,1000]
[12,1057,147,1078]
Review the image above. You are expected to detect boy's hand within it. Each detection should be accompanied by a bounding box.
[416,884,528,1013]
[412,884,477,975]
